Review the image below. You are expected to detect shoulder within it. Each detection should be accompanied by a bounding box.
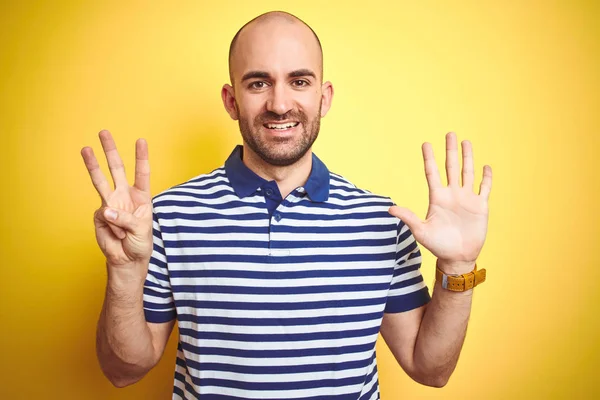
[151,166,233,208]
[328,171,394,207]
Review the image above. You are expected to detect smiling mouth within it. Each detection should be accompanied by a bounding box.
[263,122,300,130]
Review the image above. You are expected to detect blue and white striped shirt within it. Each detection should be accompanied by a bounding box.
[143,145,431,399]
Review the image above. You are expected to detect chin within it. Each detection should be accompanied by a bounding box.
[260,146,310,167]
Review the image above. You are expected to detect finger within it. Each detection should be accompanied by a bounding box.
[389,206,425,241]
[108,222,127,240]
[81,146,112,203]
[95,208,127,240]
[422,142,442,190]
[103,207,140,234]
[461,140,475,191]
[445,132,460,186]
[478,165,493,200]
[99,130,129,189]
[134,138,151,193]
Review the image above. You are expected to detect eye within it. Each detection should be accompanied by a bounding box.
[249,81,268,90]
[292,79,309,88]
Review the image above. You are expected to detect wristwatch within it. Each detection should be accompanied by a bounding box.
[436,264,487,292]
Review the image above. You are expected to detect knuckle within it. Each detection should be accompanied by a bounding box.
[109,163,125,171]
[94,207,105,220]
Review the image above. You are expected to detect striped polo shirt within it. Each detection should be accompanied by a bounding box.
[143,145,431,399]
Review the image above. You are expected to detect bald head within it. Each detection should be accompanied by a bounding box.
[228,11,323,86]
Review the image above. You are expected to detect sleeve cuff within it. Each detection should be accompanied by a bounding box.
[384,286,431,313]
[144,308,176,323]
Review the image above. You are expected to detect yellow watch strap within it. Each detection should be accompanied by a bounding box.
[436,264,487,292]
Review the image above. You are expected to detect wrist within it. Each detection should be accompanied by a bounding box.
[106,261,147,292]
[436,259,476,276]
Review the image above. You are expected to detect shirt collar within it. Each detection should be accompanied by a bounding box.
[224,145,330,202]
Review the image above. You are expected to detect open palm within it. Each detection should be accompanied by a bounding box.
[390,132,492,272]
[81,130,153,267]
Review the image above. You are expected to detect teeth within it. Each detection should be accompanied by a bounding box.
[266,122,299,129]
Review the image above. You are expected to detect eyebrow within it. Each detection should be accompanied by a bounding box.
[241,71,270,82]
[241,69,317,82]
[288,69,317,79]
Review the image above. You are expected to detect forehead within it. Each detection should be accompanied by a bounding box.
[231,20,322,81]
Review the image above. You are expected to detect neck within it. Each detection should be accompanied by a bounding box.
[242,145,313,198]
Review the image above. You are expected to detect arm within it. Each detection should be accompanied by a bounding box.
[387,132,493,386]
[82,130,174,387]
[380,267,473,387]
[96,263,175,387]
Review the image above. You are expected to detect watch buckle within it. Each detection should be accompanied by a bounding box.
[441,273,449,289]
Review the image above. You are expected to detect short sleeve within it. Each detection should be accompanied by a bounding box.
[384,220,431,313]
[143,208,177,323]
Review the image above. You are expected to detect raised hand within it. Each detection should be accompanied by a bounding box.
[81,130,153,276]
[389,132,492,275]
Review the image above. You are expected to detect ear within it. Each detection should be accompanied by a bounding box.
[221,84,239,120]
[319,81,334,118]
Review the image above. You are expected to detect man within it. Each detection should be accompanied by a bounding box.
[81,11,492,399]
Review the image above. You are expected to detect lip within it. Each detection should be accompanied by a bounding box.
[263,119,298,123]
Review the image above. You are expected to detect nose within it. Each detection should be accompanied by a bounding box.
[266,84,293,116]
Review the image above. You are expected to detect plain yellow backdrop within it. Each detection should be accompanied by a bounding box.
[1,1,598,399]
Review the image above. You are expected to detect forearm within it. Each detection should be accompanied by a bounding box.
[96,264,156,387]
[412,262,474,387]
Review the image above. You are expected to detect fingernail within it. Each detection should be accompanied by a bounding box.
[105,209,117,221]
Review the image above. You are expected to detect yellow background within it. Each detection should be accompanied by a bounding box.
[1,1,598,399]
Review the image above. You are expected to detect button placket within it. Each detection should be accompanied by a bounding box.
[268,210,289,257]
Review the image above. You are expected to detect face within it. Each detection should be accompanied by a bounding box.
[236,96,322,166]
[223,19,333,167]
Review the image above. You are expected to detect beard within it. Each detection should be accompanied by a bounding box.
[237,102,322,167]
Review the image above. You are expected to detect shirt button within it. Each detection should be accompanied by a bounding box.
[274,213,282,222]
[265,189,273,196]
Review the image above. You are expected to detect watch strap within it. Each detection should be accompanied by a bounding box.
[436,264,486,292]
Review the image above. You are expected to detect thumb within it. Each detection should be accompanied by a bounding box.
[388,206,424,239]
[103,207,139,233]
